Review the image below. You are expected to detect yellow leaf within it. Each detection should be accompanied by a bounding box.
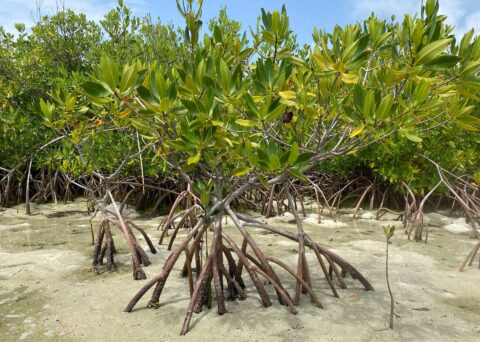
[341,73,358,84]
[252,95,262,103]
[278,90,296,100]
[118,108,131,119]
[65,96,75,111]
[346,149,358,155]
[235,119,254,127]
[71,130,80,144]
[349,125,365,138]
[334,62,346,73]
[159,98,169,111]
[156,145,167,157]
[232,166,250,177]
[215,136,234,147]
[187,153,201,165]
[279,99,297,107]
[222,137,233,147]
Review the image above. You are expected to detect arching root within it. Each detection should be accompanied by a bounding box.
[92,193,157,280]
[124,201,373,335]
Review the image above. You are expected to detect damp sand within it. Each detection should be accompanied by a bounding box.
[0,202,479,341]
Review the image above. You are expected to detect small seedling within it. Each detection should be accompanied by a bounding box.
[383,225,395,329]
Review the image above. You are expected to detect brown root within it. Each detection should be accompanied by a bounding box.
[124,195,373,336]
[90,190,156,279]
[459,241,480,271]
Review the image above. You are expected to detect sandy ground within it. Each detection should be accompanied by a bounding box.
[0,201,479,342]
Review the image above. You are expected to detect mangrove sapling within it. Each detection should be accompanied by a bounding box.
[124,182,374,335]
[384,225,396,329]
[44,0,480,335]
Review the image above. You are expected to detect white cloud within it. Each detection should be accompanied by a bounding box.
[0,0,147,33]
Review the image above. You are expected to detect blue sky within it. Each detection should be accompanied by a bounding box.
[1,1,480,43]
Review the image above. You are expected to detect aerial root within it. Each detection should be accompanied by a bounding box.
[234,212,374,292]
[91,201,156,279]
[266,256,323,308]
[123,201,373,335]
[460,241,480,271]
[158,185,202,245]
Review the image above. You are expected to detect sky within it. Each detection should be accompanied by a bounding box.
[1,0,480,43]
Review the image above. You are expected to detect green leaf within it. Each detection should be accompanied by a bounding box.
[406,134,423,143]
[425,0,438,17]
[81,81,112,98]
[245,140,257,166]
[376,94,394,120]
[153,70,168,98]
[288,142,300,165]
[65,96,75,111]
[130,119,150,132]
[245,93,260,119]
[458,113,480,126]
[181,99,199,114]
[383,225,395,241]
[353,85,364,111]
[341,39,360,63]
[455,121,480,132]
[187,153,201,165]
[219,59,231,91]
[176,0,184,16]
[296,152,314,164]
[459,29,474,57]
[461,61,480,76]
[256,173,269,189]
[271,11,280,33]
[39,99,54,120]
[189,119,203,131]
[232,166,250,177]
[415,39,451,65]
[265,59,274,88]
[137,86,156,104]
[269,155,281,170]
[235,119,254,127]
[213,25,223,43]
[288,168,307,181]
[279,90,296,100]
[423,55,462,71]
[414,79,431,104]
[119,64,138,94]
[400,128,423,143]
[99,55,118,91]
[363,90,375,118]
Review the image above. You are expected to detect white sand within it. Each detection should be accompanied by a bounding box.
[443,218,472,234]
[0,204,479,341]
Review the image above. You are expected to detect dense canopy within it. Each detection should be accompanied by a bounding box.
[0,0,479,335]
